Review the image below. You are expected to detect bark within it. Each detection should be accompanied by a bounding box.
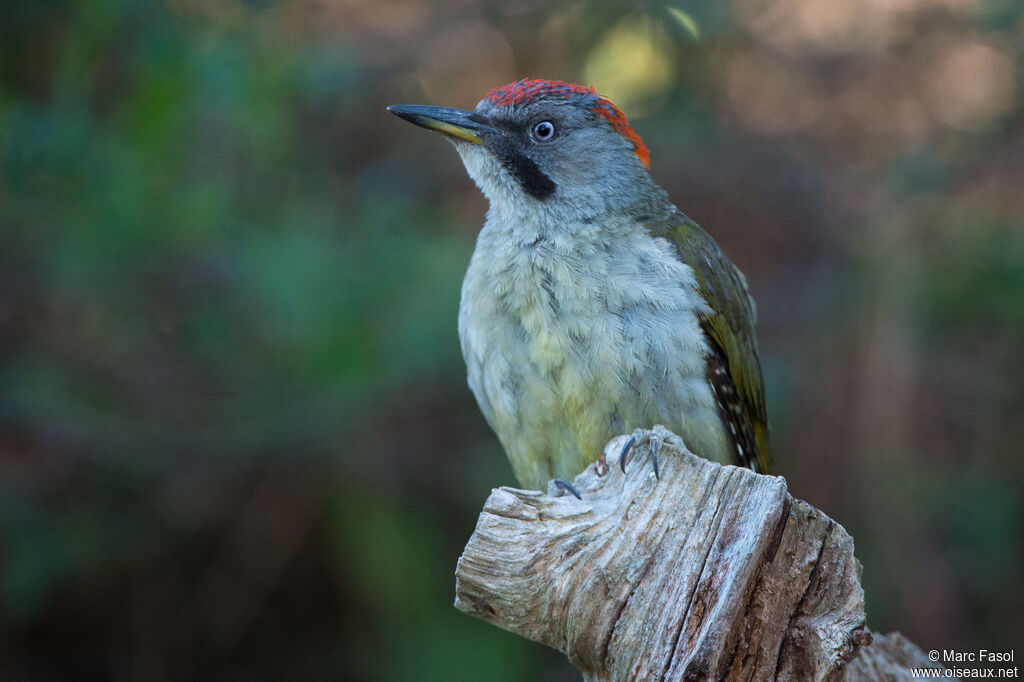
[454,427,954,681]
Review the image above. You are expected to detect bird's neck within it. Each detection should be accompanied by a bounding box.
[483,188,674,248]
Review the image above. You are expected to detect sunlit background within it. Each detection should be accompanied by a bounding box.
[2,0,1022,679]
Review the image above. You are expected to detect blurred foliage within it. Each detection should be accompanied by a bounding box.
[1,0,1023,679]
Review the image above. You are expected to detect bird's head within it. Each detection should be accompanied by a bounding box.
[388,79,664,224]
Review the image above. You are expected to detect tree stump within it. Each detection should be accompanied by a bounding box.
[454,427,954,681]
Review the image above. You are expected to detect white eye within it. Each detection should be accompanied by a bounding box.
[532,120,556,141]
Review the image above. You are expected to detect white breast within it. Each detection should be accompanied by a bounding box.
[458,215,730,487]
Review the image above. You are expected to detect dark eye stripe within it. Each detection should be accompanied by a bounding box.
[488,137,555,200]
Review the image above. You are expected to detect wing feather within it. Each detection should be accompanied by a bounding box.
[648,211,772,473]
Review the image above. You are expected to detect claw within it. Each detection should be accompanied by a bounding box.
[619,429,665,480]
[552,478,582,500]
[619,435,636,473]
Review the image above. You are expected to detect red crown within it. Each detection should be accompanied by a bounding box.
[485,79,651,167]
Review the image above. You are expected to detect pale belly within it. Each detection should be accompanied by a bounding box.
[459,228,732,490]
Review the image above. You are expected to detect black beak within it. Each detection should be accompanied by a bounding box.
[386,105,498,145]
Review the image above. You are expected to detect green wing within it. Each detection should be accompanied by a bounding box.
[650,211,772,473]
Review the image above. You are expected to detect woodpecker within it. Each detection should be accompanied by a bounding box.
[388,79,771,490]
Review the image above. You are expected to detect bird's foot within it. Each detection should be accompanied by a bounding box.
[549,478,582,500]
[618,425,683,480]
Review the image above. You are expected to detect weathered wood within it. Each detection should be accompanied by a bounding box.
[846,632,958,681]
[454,427,937,681]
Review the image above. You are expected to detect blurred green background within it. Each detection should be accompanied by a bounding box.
[2,0,1022,679]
